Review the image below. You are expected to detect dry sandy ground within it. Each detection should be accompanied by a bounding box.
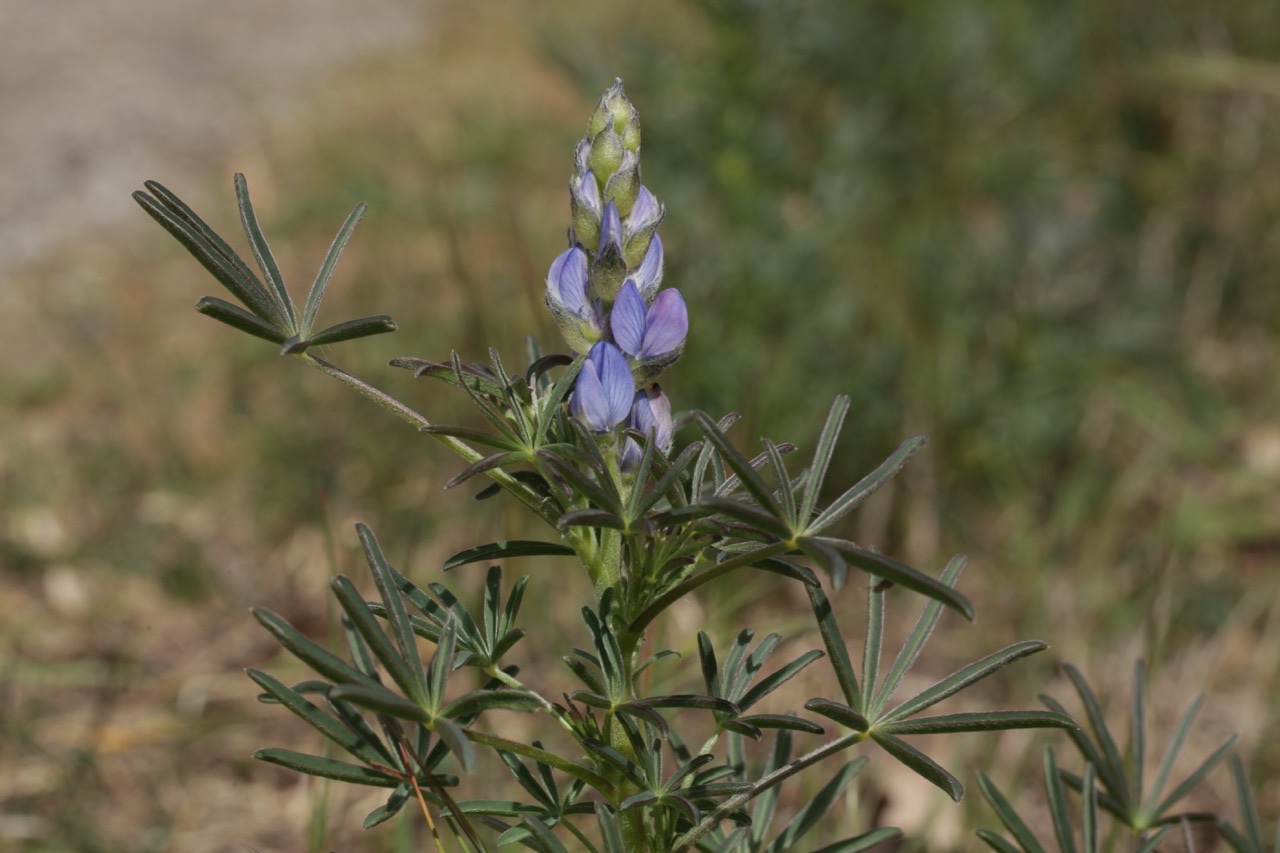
[0,0,432,275]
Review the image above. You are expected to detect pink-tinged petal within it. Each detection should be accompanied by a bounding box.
[641,289,688,358]
[633,233,664,300]
[610,279,648,358]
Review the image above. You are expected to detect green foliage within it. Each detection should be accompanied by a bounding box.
[129,41,1276,850]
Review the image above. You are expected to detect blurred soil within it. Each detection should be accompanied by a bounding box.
[0,0,428,273]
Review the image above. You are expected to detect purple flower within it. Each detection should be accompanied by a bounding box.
[621,384,674,469]
[623,185,664,269]
[570,342,634,432]
[631,233,664,301]
[610,280,687,379]
[545,246,603,354]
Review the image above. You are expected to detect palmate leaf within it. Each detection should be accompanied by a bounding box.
[134,180,281,325]
[138,175,397,351]
[806,564,1066,801]
[1044,660,1236,832]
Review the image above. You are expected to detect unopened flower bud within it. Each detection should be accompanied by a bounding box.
[603,150,640,217]
[589,126,626,185]
[570,170,602,251]
[590,201,628,301]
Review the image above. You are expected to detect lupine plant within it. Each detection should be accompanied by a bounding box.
[138,78,1280,851]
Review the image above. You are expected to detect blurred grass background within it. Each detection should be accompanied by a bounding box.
[3,0,1279,849]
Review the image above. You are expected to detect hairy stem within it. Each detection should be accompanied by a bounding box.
[301,353,558,527]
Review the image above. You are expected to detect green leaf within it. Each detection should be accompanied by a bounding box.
[134,182,279,324]
[1044,749,1077,853]
[1130,660,1147,811]
[738,650,825,711]
[251,606,379,689]
[805,584,863,709]
[234,173,296,331]
[1148,733,1237,821]
[804,699,870,732]
[870,731,962,801]
[863,578,885,711]
[557,509,628,531]
[194,296,288,343]
[736,713,825,735]
[762,438,798,531]
[798,395,851,524]
[254,748,398,787]
[519,816,571,853]
[443,689,544,719]
[1060,664,1129,806]
[329,683,429,722]
[630,440,703,519]
[700,495,793,540]
[975,831,1028,853]
[467,729,613,795]
[419,423,517,449]
[1225,754,1264,853]
[882,710,1076,735]
[1081,762,1098,853]
[796,535,849,591]
[357,523,427,704]
[691,410,785,519]
[807,434,927,535]
[445,450,531,489]
[444,540,577,571]
[882,640,1048,723]
[403,358,507,396]
[331,574,425,706]
[533,354,585,446]
[303,314,397,348]
[763,758,867,853]
[426,614,462,709]
[635,694,739,715]
[583,739,648,789]
[245,668,391,765]
[596,802,626,853]
[870,555,966,718]
[810,827,905,853]
[434,716,477,774]
[363,785,411,829]
[1142,691,1202,818]
[301,202,365,337]
[977,770,1046,853]
[813,537,974,620]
